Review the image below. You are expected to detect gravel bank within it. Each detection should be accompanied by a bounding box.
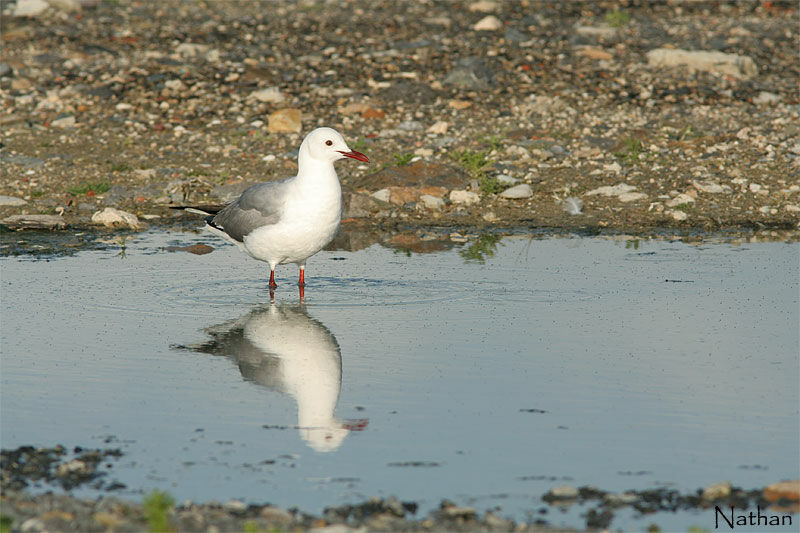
[1,0,798,237]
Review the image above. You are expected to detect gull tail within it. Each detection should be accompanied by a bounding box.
[169,205,225,216]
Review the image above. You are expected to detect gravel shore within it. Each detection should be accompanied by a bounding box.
[1,0,798,237]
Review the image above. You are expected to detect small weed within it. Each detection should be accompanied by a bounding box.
[459,234,503,263]
[673,203,693,212]
[480,133,504,152]
[449,149,494,179]
[479,175,502,195]
[392,152,414,166]
[613,137,646,165]
[116,236,128,259]
[605,8,631,28]
[186,169,209,177]
[39,141,53,148]
[30,190,45,198]
[624,239,640,250]
[67,182,111,196]
[676,124,701,141]
[393,248,413,257]
[111,162,132,172]
[143,490,174,533]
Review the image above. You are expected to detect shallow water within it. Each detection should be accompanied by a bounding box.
[2,230,798,531]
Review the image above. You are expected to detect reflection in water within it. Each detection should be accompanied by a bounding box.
[184,304,367,452]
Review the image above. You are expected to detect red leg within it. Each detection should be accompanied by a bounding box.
[298,267,305,287]
[268,269,277,289]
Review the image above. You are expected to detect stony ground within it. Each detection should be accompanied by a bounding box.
[1,0,799,240]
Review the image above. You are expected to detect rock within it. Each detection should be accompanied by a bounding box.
[646,48,757,79]
[449,190,480,205]
[443,57,495,91]
[2,214,66,229]
[47,0,82,12]
[473,15,502,31]
[164,79,186,91]
[165,244,213,255]
[585,183,638,197]
[504,28,529,43]
[371,189,391,203]
[50,114,76,128]
[419,194,445,210]
[339,102,371,114]
[499,183,533,199]
[0,63,11,78]
[604,492,639,506]
[574,24,617,40]
[345,193,384,218]
[13,0,49,17]
[763,480,800,502]
[468,1,498,12]
[248,87,285,104]
[618,192,648,202]
[753,91,780,105]
[702,481,732,501]
[441,505,477,520]
[666,193,695,207]
[580,47,613,60]
[175,42,210,57]
[268,108,302,133]
[377,81,438,104]
[91,207,142,229]
[397,120,424,131]
[667,209,688,221]
[546,485,579,500]
[387,186,420,206]
[0,195,28,206]
[692,180,730,193]
[562,197,584,215]
[133,169,156,179]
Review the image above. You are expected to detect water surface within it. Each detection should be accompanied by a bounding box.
[2,231,798,531]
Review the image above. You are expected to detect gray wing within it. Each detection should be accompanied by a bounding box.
[209,181,289,242]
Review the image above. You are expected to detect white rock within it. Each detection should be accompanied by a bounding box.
[785,205,800,213]
[414,148,434,157]
[468,1,498,12]
[419,195,445,210]
[51,115,76,128]
[667,209,688,221]
[618,192,648,202]
[548,485,579,499]
[427,121,448,134]
[13,0,49,17]
[749,183,763,193]
[496,175,518,185]
[175,42,210,57]
[646,48,757,79]
[449,190,480,205]
[0,195,27,206]
[666,193,696,207]
[205,48,221,62]
[115,103,133,111]
[585,183,637,196]
[574,25,617,40]
[753,91,780,105]
[133,169,155,179]
[692,180,730,193]
[46,0,81,12]
[164,79,186,91]
[603,161,622,174]
[91,207,142,229]
[473,15,503,31]
[371,189,391,203]
[248,87,285,103]
[499,183,533,199]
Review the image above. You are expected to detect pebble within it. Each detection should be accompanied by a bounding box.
[546,485,579,499]
[499,183,533,199]
[419,194,445,210]
[449,190,480,205]
[248,87,285,103]
[473,15,502,31]
[175,42,209,57]
[702,481,732,501]
[666,193,695,207]
[397,120,424,131]
[2,214,67,229]
[371,189,391,203]
[496,175,518,185]
[50,115,76,128]
[13,0,49,17]
[763,480,800,503]
[692,180,730,194]
[91,207,142,229]
[646,48,757,78]
[0,195,27,206]
[618,192,648,202]
[443,57,494,91]
[427,121,448,134]
[268,108,302,133]
[468,1,498,12]
[667,209,688,221]
[753,91,780,105]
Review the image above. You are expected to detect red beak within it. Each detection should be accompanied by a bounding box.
[337,150,369,163]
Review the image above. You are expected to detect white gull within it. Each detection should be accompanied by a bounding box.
[202,127,368,289]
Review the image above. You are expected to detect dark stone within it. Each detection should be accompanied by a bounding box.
[377,81,439,104]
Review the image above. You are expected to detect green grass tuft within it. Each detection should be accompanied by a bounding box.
[392,152,414,166]
[605,9,631,28]
[143,489,174,533]
[67,181,111,196]
[613,137,646,164]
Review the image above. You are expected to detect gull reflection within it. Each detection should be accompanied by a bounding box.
[187,304,367,452]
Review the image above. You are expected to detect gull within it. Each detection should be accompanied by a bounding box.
[184,127,368,290]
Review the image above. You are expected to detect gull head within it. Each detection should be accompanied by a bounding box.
[300,127,369,164]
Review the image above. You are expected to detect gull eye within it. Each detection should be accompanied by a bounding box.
[325,140,333,146]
